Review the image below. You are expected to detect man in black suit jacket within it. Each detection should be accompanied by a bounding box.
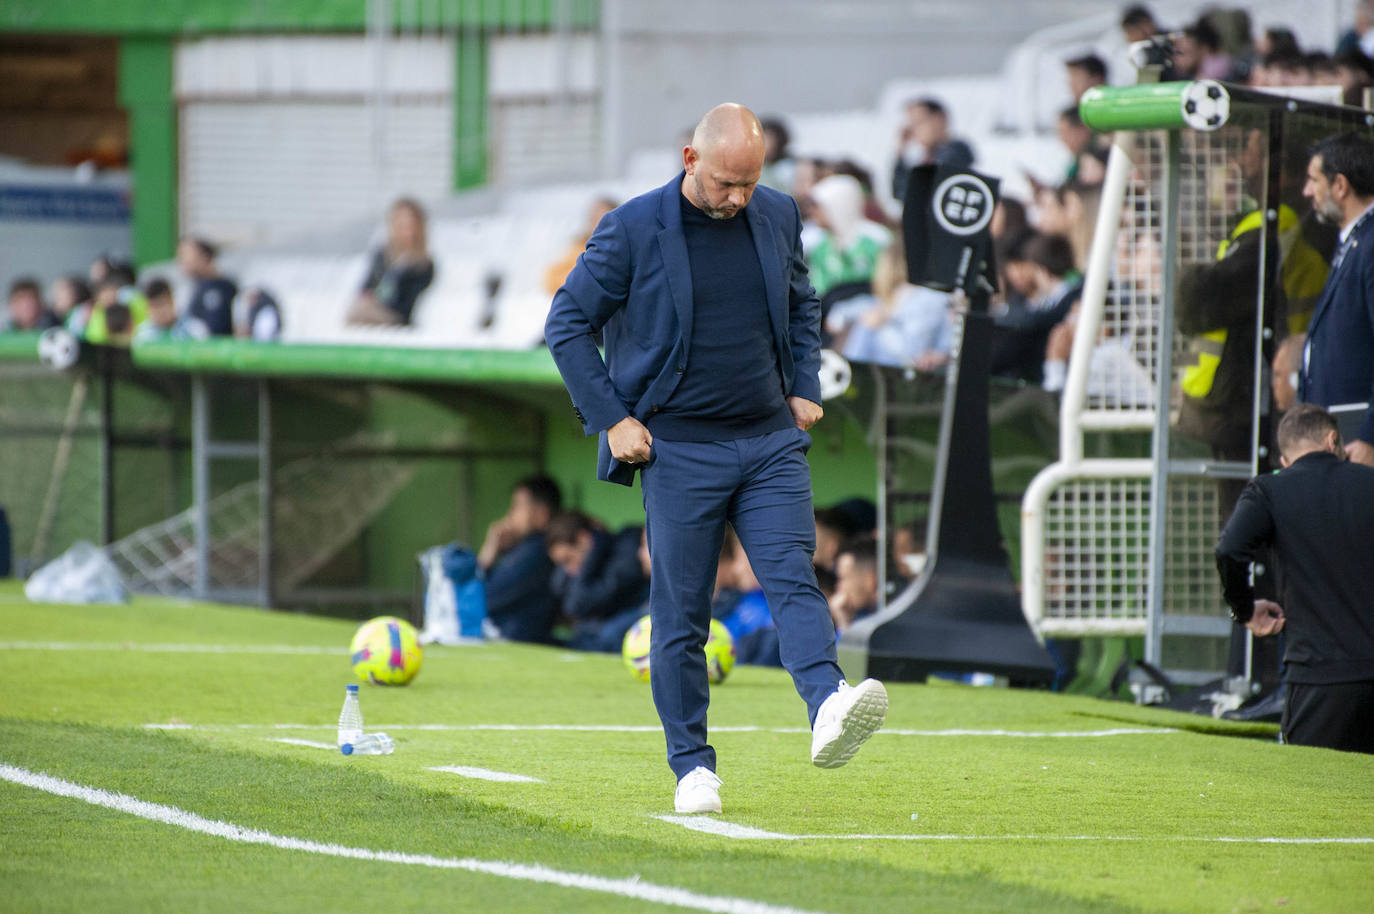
[1215,404,1374,753]
[1299,132,1374,467]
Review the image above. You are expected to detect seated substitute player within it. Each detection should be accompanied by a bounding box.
[1215,404,1374,753]
[545,510,648,653]
[477,475,562,645]
[546,102,887,815]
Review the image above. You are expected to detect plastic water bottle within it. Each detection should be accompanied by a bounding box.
[337,684,363,749]
[341,732,395,756]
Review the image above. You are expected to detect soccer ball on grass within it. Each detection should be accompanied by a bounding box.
[621,614,735,684]
[350,616,423,685]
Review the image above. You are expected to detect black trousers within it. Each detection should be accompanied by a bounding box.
[1282,680,1374,754]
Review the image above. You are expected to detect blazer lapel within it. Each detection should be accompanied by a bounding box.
[746,202,786,337]
[657,175,695,345]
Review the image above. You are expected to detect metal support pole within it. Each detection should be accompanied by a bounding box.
[1145,132,1181,669]
[191,375,210,598]
[258,379,274,608]
[98,357,114,545]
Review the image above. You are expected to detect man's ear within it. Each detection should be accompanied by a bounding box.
[1332,172,1352,203]
[683,145,698,175]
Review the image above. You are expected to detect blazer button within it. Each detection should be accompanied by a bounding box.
[650,405,659,413]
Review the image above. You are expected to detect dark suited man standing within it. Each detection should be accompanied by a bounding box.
[1300,132,1374,466]
[546,103,887,814]
[1216,404,1374,753]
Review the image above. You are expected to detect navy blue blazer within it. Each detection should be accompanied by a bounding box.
[545,172,823,486]
[1300,213,1374,444]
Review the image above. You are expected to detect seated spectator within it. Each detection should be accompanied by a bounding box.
[1255,26,1300,61]
[718,543,781,667]
[759,117,798,196]
[178,236,237,336]
[891,517,928,578]
[88,253,117,287]
[546,510,648,652]
[813,505,860,574]
[890,97,975,207]
[544,196,619,296]
[103,302,134,346]
[476,474,562,644]
[990,232,1082,384]
[1120,5,1160,45]
[1334,50,1374,106]
[1168,26,1202,79]
[133,278,179,342]
[1192,16,1238,81]
[1065,53,1107,102]
[3,278,57,332]
[347,197,435,327]
[1336,0,1374,59]
[1055,106,1100,186]
[830,535,880,636]
[1041,301,1154,407]
[49,275,91,332]
[239,287,283,341]
[807,173,892,318]
[830,159,892,226]
[83,264,148,344]
[830,241,953,371]
[1308,52,1343,88]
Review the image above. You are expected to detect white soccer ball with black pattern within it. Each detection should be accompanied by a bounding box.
[1182,80,1230,132]
[818,348,852,401]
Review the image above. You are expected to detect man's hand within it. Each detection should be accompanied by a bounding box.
[477,516,513,571]
[1346,438,1374,467]
[607,415,653,465]
[788,396,823,431]
[1246,599,1286,637]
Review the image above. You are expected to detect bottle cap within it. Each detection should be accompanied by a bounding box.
[340,743,354,755]
[346,684,359,693]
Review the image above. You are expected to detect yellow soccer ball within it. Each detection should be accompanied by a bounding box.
[350,616,423,685]
[621,614,735,684]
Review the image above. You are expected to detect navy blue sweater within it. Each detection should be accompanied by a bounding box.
[648,194,793,441]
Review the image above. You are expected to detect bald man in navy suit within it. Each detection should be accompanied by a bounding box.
[546,104,887,814]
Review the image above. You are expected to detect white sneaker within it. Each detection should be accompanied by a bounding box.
[810,679,888,769]
[674,766,722,814]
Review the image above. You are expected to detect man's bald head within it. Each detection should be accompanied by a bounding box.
[682,103,766,220]
[691,103,765,157]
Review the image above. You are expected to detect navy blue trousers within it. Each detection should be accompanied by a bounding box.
[641,425,844,778]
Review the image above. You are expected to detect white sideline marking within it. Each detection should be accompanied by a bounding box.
[144,722,1177,738]
[427,766,544,783]
[267,738,337,750]
[0,763,822,914]
[1,641,346,655]
[654,816,1374,845]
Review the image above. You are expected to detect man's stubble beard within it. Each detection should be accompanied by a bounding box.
[692,171,738,220]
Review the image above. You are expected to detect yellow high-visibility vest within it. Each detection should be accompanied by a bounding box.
[1181,206,1328,400]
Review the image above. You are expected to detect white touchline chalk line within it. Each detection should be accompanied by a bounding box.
[1,641,347,655]
[144,722,1178,738]
[427,766,544,783]
[0,762,822,914]
[653,816,1374,844]
[266,738,338,750]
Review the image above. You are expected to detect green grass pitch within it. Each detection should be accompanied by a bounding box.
[1,583,1371,913]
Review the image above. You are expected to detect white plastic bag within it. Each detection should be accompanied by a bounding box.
[24,541,128,604]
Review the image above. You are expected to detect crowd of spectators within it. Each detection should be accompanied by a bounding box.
[475,474,928,664]
[1,240,282,344]
[1,195,436,341]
